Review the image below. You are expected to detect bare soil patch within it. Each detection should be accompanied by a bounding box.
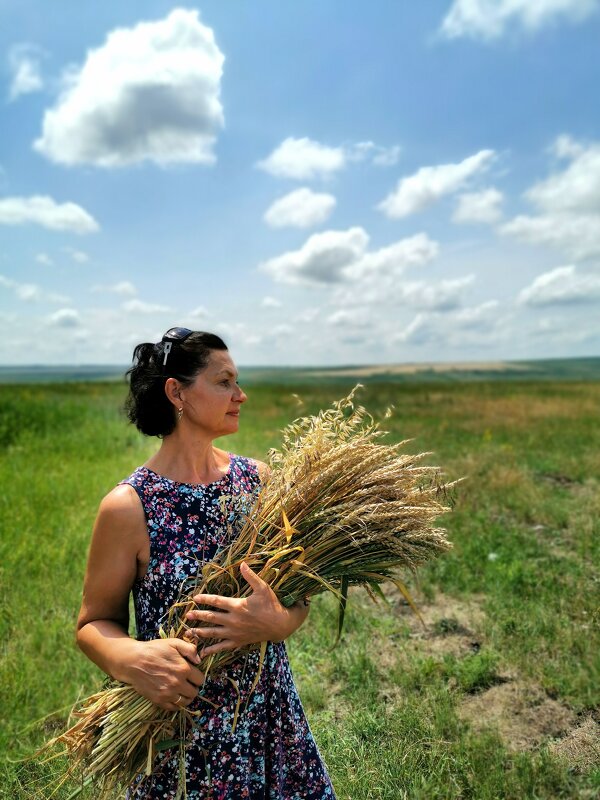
[384,587,488,659]
[457,681,576,752]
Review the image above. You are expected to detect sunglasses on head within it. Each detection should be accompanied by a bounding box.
[161,327,193,367]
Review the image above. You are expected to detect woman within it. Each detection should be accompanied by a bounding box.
[76,327,336,799]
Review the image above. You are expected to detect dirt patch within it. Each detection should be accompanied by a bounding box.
[457,681,576,752]
[383,587,488,658]
[548,715,600,773]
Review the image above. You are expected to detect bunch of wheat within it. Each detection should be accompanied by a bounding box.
[41,388,459,798]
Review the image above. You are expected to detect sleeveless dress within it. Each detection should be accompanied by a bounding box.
[120,453,336,800]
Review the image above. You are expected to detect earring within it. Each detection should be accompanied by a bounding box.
[177,407,183,421]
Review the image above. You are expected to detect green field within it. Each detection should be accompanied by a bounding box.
[1,379,599,799]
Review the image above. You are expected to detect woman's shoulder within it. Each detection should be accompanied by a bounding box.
[93,482,146,538]
[227,451,271,483]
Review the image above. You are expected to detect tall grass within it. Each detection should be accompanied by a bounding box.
[1,379,598,798]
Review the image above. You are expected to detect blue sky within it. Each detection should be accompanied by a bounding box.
[1,0,600,366]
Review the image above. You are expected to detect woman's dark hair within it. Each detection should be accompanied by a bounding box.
[125,330,228,437]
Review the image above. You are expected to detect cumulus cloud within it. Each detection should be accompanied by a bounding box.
[259,227,438,287]
[327,308,373,328]
[453,188,503,224]
[257,137,401,180]
[517,265,600,306]
[122,299,172,313]
[258,138,345,180]
[264,188,336,229]
[395,300,500,345]
[260,227,368,285]
[440,0,599,40]
[500,136,600,260]
[92,280,137,296]
[347,141,401,167]
[345,233,439,283]
[8,44,44,101]
[36,253,53,266]
[65,247,89,263]
[378,150,495,218]
[0,195,99,233]
[49,308,81,327]
[0,273,68,304]
[398,275,475,310]
[261,296,282,308]
[188,306,210,320]
[34,9,225,167]
[453,299,500,327]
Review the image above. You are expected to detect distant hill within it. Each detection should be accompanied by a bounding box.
[1,356,599,385]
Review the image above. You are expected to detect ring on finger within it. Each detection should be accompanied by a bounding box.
[175,694,183,707]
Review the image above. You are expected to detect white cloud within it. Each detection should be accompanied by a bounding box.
[258,137,345,180]
[399,275,475,310]
[0,273,68,304]
[260,227,369,285]
[260,228,439,288]
[327,308,373,328]
[395,300,501,345]
[92,280,137,297]
[261,296,282,308]
[49,308,81,327]
[257,137,401,181]
[188,306,210,320]
[0,196,99,234]
[348,141,401,167]
[378,150,495,218]
[65,247,89,263]
[440,0,599,40]
[550,134,585,160]
[500,137,600,260]
[453,188,503,224]
[294,307,320,324]
[453,299,500,327]
[36,253,53,266]
[517,265,600,306]
[345,233,439,282]
[34,9,224,168]
[264,188,336,229]
[8,44,44,101]
[122,299,172,313]
[394,312,440,345]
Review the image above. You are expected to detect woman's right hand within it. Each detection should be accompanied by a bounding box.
[121,638,206,711]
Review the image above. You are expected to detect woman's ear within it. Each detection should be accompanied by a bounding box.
[164,377,183,408]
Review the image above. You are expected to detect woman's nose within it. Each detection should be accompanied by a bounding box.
[235,385,247,403]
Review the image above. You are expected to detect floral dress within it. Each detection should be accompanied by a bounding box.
[120,453,336,800]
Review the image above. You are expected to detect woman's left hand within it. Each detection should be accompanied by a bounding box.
[185,562,309,657]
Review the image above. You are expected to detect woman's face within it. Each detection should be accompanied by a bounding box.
[175,349,247,437]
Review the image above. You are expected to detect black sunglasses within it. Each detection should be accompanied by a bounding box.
[161,327,193,367]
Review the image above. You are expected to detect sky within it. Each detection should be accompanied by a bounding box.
[1,0,600,367]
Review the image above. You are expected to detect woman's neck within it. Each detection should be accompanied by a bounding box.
[145,430,229,485]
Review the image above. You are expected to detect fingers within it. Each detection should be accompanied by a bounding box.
[240,561,267,591]
[199,639,237,658]
[191,593,233,610]
[187,625,227,640]
[186,608,227,625]
[171,638,201,665]
[185,665,207,688]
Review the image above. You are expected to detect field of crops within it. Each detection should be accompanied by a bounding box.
[1,378,598,799]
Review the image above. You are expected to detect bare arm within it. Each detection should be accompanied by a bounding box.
[76,485,205,710]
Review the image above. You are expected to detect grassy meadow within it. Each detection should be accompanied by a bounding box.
[0,377,599,799]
